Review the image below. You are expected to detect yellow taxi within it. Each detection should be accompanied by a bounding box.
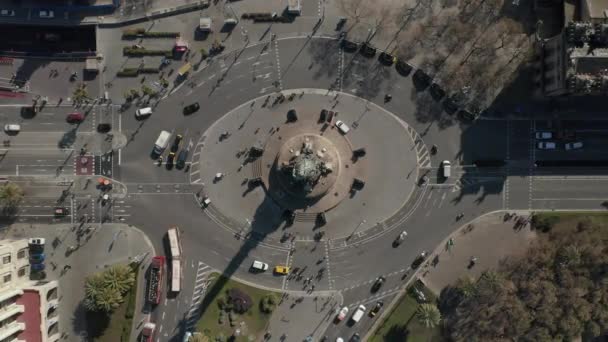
[273,265,290,275]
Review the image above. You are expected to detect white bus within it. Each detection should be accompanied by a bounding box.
[167,226,183,293]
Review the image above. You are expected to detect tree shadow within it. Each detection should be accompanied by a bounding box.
[82,305,110,339]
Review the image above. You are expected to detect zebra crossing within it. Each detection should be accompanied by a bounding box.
[184,262,215,332]
[407,126,431,168]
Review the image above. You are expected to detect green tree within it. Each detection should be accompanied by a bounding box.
[0,182,24,208]
[84,273,123,313]
[103,264,135,295]
[72,84,89,103]
[416,303,441,328]
[141,84,157,98]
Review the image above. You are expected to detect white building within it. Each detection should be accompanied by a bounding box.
[0,239,59,342]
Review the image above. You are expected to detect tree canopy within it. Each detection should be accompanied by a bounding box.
[440,214,608,341]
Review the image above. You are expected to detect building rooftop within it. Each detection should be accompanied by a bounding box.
[16,290,41,342]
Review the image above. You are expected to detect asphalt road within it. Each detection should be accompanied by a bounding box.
[8,34,608,342]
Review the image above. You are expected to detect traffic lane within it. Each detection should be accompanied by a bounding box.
[0,105,93,131]
[0,149,75,176]
[278,37,340,90]
[535,133,608,160]
[327,293,400,342]
[124,194,290,290]
[329,185,503,290]
[508,120,533,161]
[0,131,91,151]
[532,177,608,203]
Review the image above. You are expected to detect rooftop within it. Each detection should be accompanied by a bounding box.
[16,290,41,342]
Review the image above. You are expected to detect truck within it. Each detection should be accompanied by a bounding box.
[147,256,165,305]
[153,130,171,157]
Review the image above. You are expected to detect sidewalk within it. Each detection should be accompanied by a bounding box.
[420,210,537,295]
[0,223,155,342]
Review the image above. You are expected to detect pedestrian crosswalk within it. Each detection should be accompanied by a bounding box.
[184,262,215,332]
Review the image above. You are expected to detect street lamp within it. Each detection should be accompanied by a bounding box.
[348,219,367,240]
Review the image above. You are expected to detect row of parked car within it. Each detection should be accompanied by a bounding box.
[536,131,584,150]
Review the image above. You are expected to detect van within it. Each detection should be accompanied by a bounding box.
[224,18,238,26]
[135,107,153,118]
[350,305,366,323]
[442,160,451,178]
[153,131,171,156]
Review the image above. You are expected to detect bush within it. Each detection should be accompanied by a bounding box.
[227,288,252,314]
[123,47,173,57]
[531,214,560,232]
[122,28,179,39]
[260,294,277,314]
[139,68,160,74]
[122,27,146,36]
[116,68,139,77]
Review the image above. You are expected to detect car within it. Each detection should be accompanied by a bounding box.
[31,263,45,271]
[371,276,386,292]
[28,238,45,246]
[183,102,200,115]
[395,60,413,76]
[411,251,428,269]
[369,301,384,317]
[30,253,45,263]
[273,265,290,275]
[393,231,407,247]
[167,152,176,167]
[0,9,15,17]
[537,141,556,150]
[336,339,344,342]
[251,260,269,272]
[336,306,349,321]
[141,322,156,342]
[54,207,69,217]
[320,109,327,122]
[335,120,350,134]
[350,305,366,323]
[4,124,20,133]
[39,10,54,18]
[350,333,361,342]
[97,123,112,133]
[535,131,553,140]
[135,107,153,118]
[171,134,183,153]
[565,141,583,150]
[66,112,84,123]
[176,149,189,170]
[182,332,192,342]
[430,83,446,100]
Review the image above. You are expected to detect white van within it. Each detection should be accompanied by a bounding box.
[350,305,366,323]
[136,107,153,118]
[153,131,171,155]
[251,260,269,271]
[442,160,451,178]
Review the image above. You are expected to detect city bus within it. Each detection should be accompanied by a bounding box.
[167,226,183,293]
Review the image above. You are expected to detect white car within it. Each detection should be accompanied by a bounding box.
[537,141,556,150]
[535,131,553,140]
[336,306,349,321]
[0,9,15,17]
[335,120,350,134]
[28,238,45,246]
[4,124,20,133]
[565,141,583,150]
[251,260,269,271]
[39,10,54,18]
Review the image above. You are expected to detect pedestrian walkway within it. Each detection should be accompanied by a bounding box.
[183,262,216,332]
[419,211,537,295]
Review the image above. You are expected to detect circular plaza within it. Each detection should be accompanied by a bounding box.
[194,89,421,240]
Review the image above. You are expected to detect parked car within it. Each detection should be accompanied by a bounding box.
[273,265,290,275]
[537,141,556,150]
[535,131,553,140]
[565,141,583,150]
[336,306,349,321]
[167,152,176,167]
[411,251,428,269]
[4,124,20,133]
[371,276,386,292]
[31,263,45,271]
[171,134,183,153]
[0,9,15,17]
[335,120,350,134]
[369,301,384,317]
[66,112,84,123]
[251,260,269,272]
[183,102,200,115]
[39,10,54,18]
[350,305,366,323]
[350,333,361,342]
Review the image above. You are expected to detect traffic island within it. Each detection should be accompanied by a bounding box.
[196,273,279,341]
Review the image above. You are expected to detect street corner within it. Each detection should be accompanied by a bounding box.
[419,211,538,295]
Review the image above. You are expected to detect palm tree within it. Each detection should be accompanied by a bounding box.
[0,183,24,208]
[416,303,441,328]
[103,264,135,295]
[84,273,123,313]
[189,333,209,342]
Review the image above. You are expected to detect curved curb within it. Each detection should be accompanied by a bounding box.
[192,88,428,251]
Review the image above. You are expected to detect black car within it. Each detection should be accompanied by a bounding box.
[371,276,386,292]
[350,333,361,342]
[183,102,200,115]
[411,251,428,269]
[171,134,183,153]
[341,40,359,52]
[176,149,188,170]
[369,301,384,317]
[97,123,112,133]
[395,60,413,76]
[430,83,446,100]
[442,96,460,115]
[167,152,176,168]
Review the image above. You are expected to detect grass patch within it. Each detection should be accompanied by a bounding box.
[196,273,278,341]
[86,263,140,342]
[370,281,441,342]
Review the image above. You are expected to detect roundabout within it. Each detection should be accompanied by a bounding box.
[195,90,419,241]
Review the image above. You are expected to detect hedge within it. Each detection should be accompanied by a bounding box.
[123,47,173,57]
[123,31,181,39]
[116,68,159,77]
